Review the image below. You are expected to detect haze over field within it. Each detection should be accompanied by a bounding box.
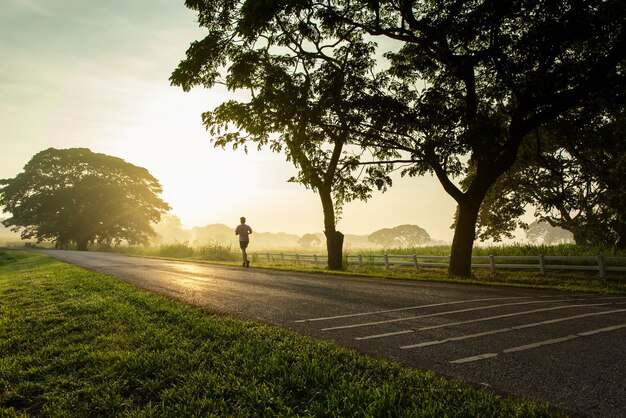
[0,0,462,241]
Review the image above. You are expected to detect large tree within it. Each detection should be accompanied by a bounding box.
[171,2,391,269]
[0,148,171,250]
[350,0,625,275]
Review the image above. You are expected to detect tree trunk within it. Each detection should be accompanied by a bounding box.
[319,188,344,270]
[76,239,89,251]
[614,217,626,250]
[448,195,483,277]
[325,229,345,270]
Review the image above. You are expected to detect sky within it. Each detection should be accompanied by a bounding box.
[0,0,459,241]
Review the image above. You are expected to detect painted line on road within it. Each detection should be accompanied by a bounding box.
[577,323,626,336]
[324,299,571,331]
[399,308,626,350]
[293,297,531,323]
[450,353,498,364]
[419,302,626,331]
[450,323,626,363]
[356,302,620,340]
[503,335,580,353]
[356,330,416,340]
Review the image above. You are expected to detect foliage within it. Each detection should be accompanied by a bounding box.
[298,233,322,248]
[0,251,554,416]
[0,148,170,250]
[173,0,626,277]
[526,222,574,245]
[152,214,190,245]
[370,0,626,275]
[171,1,394,269]
[475,89,626,249]
[368,224,431,247]
[108,242,239,262]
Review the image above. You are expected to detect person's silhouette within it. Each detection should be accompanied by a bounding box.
[235,216,252,267]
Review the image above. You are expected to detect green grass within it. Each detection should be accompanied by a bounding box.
[0,250,556,417]
[108,242,239,262]
[381,243,626,257]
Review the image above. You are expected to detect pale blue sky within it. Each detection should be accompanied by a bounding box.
[0,0,458,239]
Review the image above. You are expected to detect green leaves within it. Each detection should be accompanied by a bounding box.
[0,148,170,249]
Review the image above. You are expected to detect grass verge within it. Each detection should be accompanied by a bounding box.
[1,250,556,417]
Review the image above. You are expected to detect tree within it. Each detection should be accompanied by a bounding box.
[368,224,430,248]
[173,0,625,276]
[298,233,322,248]
[152,214,190,244]
[171,2,391,270]
[475,87,626,249]
[0,148,171,250]
[354,0,625,275]
[526,221,573,245]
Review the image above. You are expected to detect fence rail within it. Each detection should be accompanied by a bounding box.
[255,252,626,279]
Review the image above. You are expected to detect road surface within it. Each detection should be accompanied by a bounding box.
[41,250,626,417]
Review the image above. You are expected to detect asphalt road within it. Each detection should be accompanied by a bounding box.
[41,250,626,417]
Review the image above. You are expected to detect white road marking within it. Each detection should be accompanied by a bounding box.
[293,297,531,323]
[401,328,511,349]
[322,299,571,331]
[356,302,620,340]
[356,330,415,340]
[450,323,626,363]
[400,308,626,350]
[577,323,626,336]
[450,353,498,364]
[419,302,621,331]
[503,335,579,353]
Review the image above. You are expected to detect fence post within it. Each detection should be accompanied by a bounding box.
[489,255,496,273]
[413,254,418,271]
[598,255,606,279]
[384,254,389,269]
[281,253,285,263]
[539,255,545,275]
[267,252,270,261]
[313,254,318,265]
[358,254,363,267]
[296,254,300,264]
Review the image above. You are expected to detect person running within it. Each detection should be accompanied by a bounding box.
[235,216,252,267]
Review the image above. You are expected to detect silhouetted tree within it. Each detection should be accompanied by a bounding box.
[474,87,626,249]
[171,3,391,270]
[368,225,431,248]
[0,148,170,250]
[355,0,626,274]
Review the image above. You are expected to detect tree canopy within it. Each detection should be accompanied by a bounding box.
[171,0,392,269]
[368,224,431,248]
[475,87,626,249]
[173,0,625,276]
[0,148,171,250]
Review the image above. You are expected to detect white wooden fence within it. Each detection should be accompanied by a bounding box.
[254,252,626,279]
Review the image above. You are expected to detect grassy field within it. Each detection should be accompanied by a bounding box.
[0,250,557,417]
